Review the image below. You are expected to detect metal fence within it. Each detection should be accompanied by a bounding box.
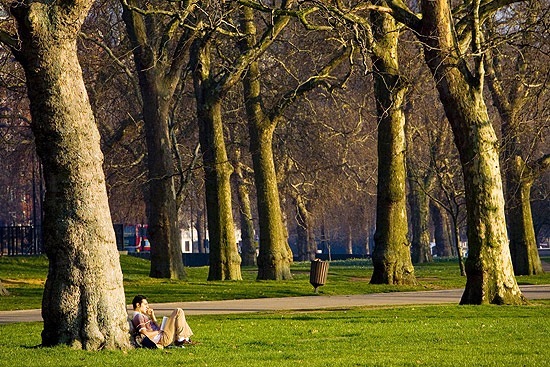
[0,225,43,256]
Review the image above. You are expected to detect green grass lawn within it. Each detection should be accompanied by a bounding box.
[0,304,549,366]
[1,255,549,311]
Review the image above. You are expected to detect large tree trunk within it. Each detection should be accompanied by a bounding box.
[121,3,186,279]
[142,97,186,279]
[239,6,292,279]
[191,40,242,281]
[10,2,130,349]
[420,0,525,304]
[251,126,293,279]
[430,202,453,257]
[370,9,416,285]
[294,194,316,262]
[232,147,257,267]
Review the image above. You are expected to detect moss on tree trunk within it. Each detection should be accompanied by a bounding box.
[192,39,241,280]
[505,164,543,275]
[200,101,242,281]
[294,194,316,262]
[253,128,292,279]
[370,9,416,285]
[420,0,526,304]
[233,147,257,267]
[485,39,545,276]
[10,1,130,349]
[408,178,434,263]
[239,6,292,280]
[0,281,10,296]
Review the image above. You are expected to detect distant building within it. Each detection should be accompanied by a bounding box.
[179,227,242,254]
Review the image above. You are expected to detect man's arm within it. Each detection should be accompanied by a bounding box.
[134,313,160,339]
[146,308,159,327]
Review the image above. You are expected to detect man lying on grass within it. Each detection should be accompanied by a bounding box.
[132,295,199,347]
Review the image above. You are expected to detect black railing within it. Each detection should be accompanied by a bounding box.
[0,225,43,256]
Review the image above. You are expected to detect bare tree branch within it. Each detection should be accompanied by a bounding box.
[80,32,143,106]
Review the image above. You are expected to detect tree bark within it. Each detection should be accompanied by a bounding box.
[280,194,295,266]
[419,0,526,304]
[188,2,294,279]
[364,232,371,256]
[346,224,353,255]
[485,51,544,275]
[430,202,452,257]
[505,160,544,275]
[450,213,466,276]
[194,207,205,253]
[0,280,10,296]
[142,97,186,279]
[232,147,257,267]
[121,2,187,279]
[191,39,242,281]
[362,210,372,256]
[238,6,294,279]
[252,126,293,279]
[405,107,436,263]
[294,194,316,261]
[9,1,130,349]
[370,9,416,285]
[407,173,434,263]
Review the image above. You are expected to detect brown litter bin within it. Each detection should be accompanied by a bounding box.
[310,259,329,293]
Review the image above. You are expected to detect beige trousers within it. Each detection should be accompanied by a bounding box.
[158,308,193,347]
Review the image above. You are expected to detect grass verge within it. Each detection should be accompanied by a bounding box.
[1,255,549,311]
[0,304,549,366]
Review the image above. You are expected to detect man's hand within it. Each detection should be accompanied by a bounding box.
[147,308,157,323]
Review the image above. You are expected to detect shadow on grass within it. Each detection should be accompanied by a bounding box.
[22,344,42,349]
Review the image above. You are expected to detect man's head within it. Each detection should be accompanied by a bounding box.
[132,295,148,311]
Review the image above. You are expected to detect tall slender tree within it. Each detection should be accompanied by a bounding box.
[237,4,353,278]
[406,114,435,264]
[430,202,453,257]
[189,1,295,280]
[231,142,257,266]
[324,1,416,284]
[238,6,293,279]
[120,0,198,279]
[293,193,317,261]
[368,6,416,284]
[376,0,527,303]
[484,8,548,275]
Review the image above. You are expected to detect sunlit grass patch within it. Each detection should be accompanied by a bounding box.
[1,304,549,366]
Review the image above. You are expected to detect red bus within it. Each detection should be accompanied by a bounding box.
[114,224,150,252]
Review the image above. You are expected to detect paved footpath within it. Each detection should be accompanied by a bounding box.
[1,284,550,324]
